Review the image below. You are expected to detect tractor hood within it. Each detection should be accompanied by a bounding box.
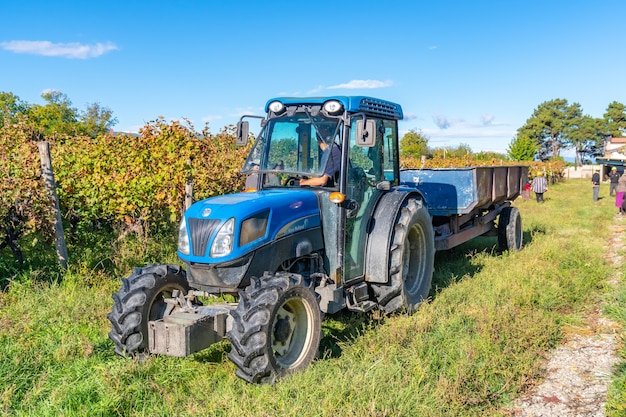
[178,189,321,264]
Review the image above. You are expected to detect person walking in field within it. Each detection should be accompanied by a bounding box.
[615,171,626,214]
[592,169,601,202]
[531,172,548,203]
[609,167,620,196]
[522,179,532,201]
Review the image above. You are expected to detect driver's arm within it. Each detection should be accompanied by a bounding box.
[300,174,330,186]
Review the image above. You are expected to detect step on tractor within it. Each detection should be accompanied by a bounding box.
[108,96,528,384]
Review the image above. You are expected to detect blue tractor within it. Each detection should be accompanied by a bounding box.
[108,96,523,383]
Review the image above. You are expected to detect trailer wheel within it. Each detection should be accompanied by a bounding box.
[372,198,435,314]
[498,206,522,252]
[107,264,189,357]
[228,272,321,384]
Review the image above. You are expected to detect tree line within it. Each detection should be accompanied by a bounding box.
[514,99,626,164]
[401,98,626,165]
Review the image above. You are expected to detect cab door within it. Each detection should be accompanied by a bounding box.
[343,119,399,283]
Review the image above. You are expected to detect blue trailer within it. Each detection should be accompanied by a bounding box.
[108,96,529,384]
[400,165,527,250]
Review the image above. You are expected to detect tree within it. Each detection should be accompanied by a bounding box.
[517,99,582,160]
[431,143,472,158]
[27,90,80,138]
[569,115,605,166]
[400,129,430,158]
[0,91,30,127]
[451,143,472,157]
[80,102,118,138]
[474,150,509,161]
[507,134,538,161]
[603,101,626,138]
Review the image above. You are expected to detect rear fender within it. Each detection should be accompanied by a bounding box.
[365,189,425,284]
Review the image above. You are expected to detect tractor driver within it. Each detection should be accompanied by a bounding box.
[300,123,341,187]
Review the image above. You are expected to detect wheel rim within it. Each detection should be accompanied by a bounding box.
[271,295,315,370]
[403,223,427,297]
[148,284,186,322]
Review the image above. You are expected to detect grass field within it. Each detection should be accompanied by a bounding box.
[0,178,624,416]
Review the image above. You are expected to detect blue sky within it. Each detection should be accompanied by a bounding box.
[2,1,625,156]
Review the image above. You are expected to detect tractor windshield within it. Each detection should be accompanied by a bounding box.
[242,115,341,187]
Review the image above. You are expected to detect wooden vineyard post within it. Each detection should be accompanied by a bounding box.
[38,141,68,270]
[184,158,193,211]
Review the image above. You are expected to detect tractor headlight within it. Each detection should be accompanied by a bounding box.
[210,218,235,257]
[323,100,343,114]
[178,218,190,255]
[268,100,285,114]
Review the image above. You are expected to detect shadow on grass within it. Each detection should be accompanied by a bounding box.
[191,341,231,364]
[319,310,375,360]
[430,226,543,297]
[0,225,121,289]
[0,245,64,289]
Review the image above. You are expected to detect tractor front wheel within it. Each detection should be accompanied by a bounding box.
[107,264,189,357]
[228,272,321,384]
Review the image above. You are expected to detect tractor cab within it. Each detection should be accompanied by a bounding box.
[237,97,403,292]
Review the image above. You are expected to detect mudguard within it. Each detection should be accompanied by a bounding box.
[364,188,425,284]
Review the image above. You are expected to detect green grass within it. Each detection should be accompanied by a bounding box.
[0,179,624,416]
[606,222,626,417]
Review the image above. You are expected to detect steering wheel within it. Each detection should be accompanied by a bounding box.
[285,176,300,186]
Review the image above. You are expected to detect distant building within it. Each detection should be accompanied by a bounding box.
[603,137,626,159]
[596,137,626,178]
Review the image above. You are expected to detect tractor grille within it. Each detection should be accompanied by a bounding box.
[188,218,220,257]
[358,97,403,120]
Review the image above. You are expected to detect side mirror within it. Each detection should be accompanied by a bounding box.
[356,119,376,147]
[236,121,249,146]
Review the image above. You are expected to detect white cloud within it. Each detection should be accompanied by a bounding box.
[0,40,118,59]
[327,79,393,89]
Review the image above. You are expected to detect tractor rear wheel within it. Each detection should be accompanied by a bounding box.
[372,197,435,314]
[228,272,321,384]
[498,206,523,252]
[107,264,189,357]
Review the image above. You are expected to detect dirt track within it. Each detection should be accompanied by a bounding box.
[505,216,623,416]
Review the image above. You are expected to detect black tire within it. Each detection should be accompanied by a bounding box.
[498,206,523,252]
[227,272,321,384]
[107,264,189,357]
[372,198,435,314]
